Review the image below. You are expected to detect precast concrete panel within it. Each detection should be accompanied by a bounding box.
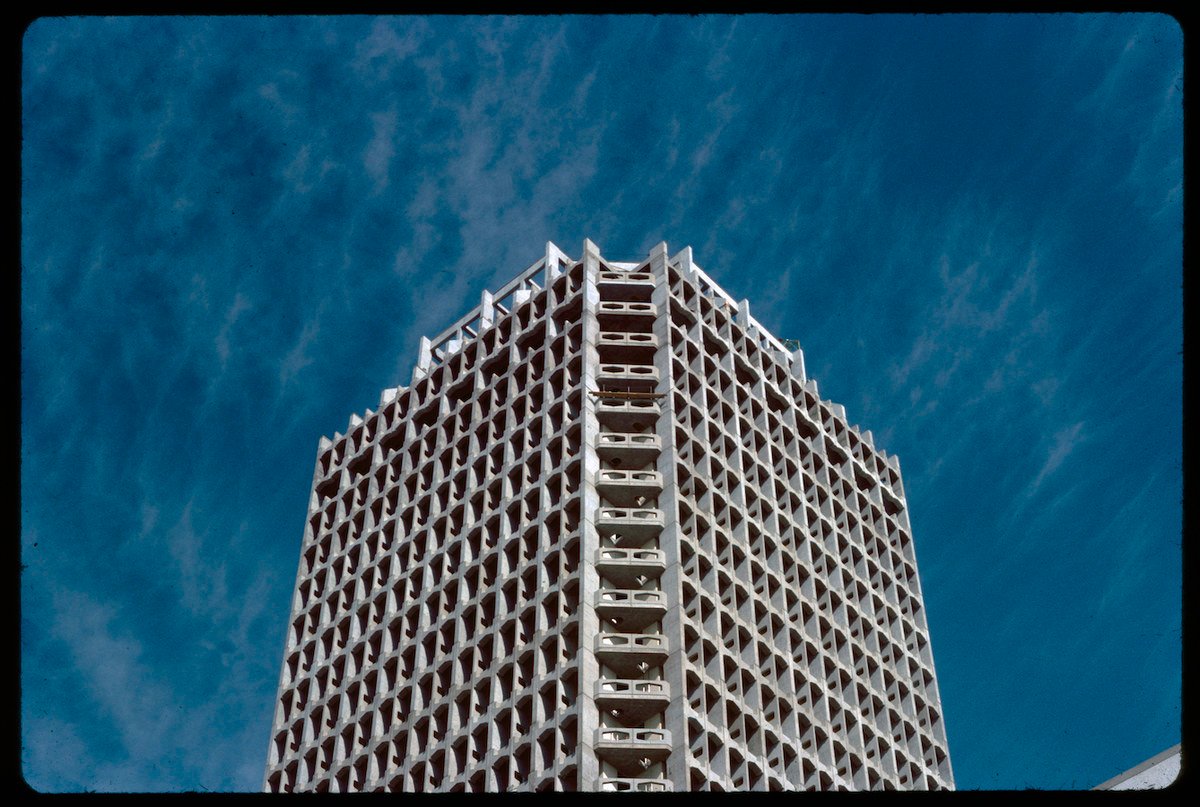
[264,241,953,792]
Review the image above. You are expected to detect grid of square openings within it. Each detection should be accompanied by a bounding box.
[663,265,953,791]
[266,265,591,792]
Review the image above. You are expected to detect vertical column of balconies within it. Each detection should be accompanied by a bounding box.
[587,251,672,793]
[266,241,953,794]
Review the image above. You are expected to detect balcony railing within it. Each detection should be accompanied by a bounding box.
[598,778,672,792]
[594,633,668,676]
[594,399,661,432]
[596,433,661,468]
[595,508,664,545]
[597,301,657,331]
[594,728,672,773]
[595,589,667,631]
[596,364,660,392]
[595,547,666,587]
[597,331,659,363]
[596,469,663,506]
[595,679,670,725]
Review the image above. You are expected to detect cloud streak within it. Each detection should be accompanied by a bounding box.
[1027,421,1087,499]
[21,14,1181,792]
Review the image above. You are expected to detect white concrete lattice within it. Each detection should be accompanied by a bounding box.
[264,241,954,792]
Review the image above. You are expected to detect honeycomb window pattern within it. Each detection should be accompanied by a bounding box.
[263,240,953,792]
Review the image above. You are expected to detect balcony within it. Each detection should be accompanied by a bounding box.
[595,399,660,432]
[597,331,658,363]
[598,778,672,792]
[597,270,655,302]
[595,547,666,587]
[595,679,670,726]
[596,469,663,506]
[596,433,661,468]
[594,728,672,774]
[595,508,664,546]
[594,633,668,676]
[595,589,667,631]
[597,301,657,331]
[596,364,659,392]
[881,485,905,516]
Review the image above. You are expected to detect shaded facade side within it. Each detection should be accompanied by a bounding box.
[265,247,591,791]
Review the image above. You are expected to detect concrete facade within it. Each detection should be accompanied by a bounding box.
[1094,745,1181,790]
[263,241,954,792]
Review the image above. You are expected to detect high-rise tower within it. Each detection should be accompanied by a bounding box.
[264,241,954,792]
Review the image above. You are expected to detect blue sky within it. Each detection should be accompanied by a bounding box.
[21,15,1181,791]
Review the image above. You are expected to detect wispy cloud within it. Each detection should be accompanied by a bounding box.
[1027,421,1087,499]
[281,144,313,195]
[363,107,397,195]
[166,501,230,618]
[352,17,429,80]
[33,586,178,790]
[21,15,1181,793]
[279,309,323,388]
[215,293,251,367]
[885,245,1043,415]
